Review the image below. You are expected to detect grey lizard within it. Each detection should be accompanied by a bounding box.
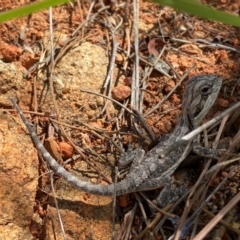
[10,74,222,201]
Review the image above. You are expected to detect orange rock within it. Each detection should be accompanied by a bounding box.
[217,50,228,61]
[89,120,103,128]
[59,141,74,159]
[0,43,23,62]
[164,80,175,93]
[216,98,229,108]
[112,85,131,101]
[179,43,202,55]
[221,171,228,177]
[115,53,125,63]
[170,93,181,105]
[21,52,40,69]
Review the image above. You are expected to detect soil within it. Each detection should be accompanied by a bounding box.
[0,0,240,239]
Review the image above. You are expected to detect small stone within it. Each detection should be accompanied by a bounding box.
[216,50,228,62]
[170,94,181,105]
[88,120,103,128]
[20,52,39,69]
[112,85,131,101]
[164,80,175,93]
[115,53,125,63]
[221,171,228,177]
[212,205,218,211]
[162,103,169,111]
[216,98,229,108]
[178,43,202,55]
[59,142,74,159]
[207,202,213,207]
[0,43,23,62]
[193,30,207,38]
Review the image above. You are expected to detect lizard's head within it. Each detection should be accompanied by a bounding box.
[182,75,222,128]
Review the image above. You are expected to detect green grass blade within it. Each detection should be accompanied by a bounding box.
[153,0,240,27]
[0,0,70,23]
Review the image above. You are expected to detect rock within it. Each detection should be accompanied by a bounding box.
[0,43,23,62]
[0,113,38,240]
[112,85,131,101]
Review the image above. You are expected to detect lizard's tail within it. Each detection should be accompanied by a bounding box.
[10,98,132,196]
[38,140,131,196]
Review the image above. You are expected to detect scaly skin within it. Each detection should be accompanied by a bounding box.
[10,75,222,196]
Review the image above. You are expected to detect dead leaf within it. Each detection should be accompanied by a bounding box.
[147,38,166,56]
[44,137,63,164]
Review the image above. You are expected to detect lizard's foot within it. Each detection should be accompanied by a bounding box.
[118,144,145,169]
[193,138,225,159]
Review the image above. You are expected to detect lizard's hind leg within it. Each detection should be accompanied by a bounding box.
[156,181,188,207]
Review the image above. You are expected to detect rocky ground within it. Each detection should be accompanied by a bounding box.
[0,0,240,239]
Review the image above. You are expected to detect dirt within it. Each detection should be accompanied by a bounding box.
[0,0,240,239]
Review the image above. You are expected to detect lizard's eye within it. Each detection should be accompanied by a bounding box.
[201,86,211,95]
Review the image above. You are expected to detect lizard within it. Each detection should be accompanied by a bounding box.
[9,74,222,203]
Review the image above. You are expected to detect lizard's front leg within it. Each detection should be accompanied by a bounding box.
[192,135,224,159]
[118,145,145,169]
